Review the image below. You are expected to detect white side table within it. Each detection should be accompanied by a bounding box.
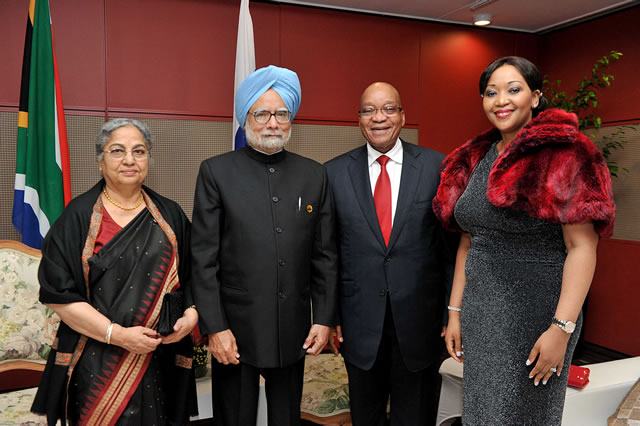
[436,356,640,426]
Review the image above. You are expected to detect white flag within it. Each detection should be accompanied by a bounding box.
[232,0,256,150]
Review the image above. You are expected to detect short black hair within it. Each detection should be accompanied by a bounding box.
[479,56,548,117]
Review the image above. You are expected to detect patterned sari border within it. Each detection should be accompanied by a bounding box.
[55,352,72,366]
[175,355,193,369]
[82,195,105,300]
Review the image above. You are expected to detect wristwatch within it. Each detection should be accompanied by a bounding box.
[552,317,576,334]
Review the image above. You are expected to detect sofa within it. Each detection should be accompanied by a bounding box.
[0,240,58,425]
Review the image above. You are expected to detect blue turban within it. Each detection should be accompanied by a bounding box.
[235,65,302,127]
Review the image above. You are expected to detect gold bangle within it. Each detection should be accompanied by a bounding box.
[105,321,115,345]
[185,304,197,312]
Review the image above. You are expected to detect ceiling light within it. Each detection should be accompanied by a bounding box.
[473,13,492,26]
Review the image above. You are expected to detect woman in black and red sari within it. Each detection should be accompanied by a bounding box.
[32,118,198,425]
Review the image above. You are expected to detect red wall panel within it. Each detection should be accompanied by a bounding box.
[418,26,541,154]
[541,6,640,125]
[0,0,106,111]
[105,0,240,117]
[278,6,422,125]
[250,2,281,71]
[51,0,106,111]
[585,239,640,355]
[0,0,30,107]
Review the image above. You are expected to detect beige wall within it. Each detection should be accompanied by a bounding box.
[0,112,417,240]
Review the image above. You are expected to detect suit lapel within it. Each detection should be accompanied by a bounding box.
[388,141,422,251]
[347,146,387,248]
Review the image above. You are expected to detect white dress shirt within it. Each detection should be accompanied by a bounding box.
[367,139,403,225]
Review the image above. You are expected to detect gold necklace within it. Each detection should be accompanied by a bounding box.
[103,187,144,211]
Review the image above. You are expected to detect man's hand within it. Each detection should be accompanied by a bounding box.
[303,324,330,355]
[328,326,343,356]
[208,329,240,365]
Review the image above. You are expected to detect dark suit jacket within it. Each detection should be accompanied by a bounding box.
[325,140,455,372]
[191,147,338,368]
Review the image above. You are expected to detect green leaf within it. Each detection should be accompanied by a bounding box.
[337,395,350,409]
[39,344,51,360]
[317,400,338,414]
[323,388,338,399]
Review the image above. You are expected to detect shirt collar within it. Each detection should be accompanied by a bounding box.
[367,138,403,167]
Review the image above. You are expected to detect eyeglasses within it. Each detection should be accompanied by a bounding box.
[359,106,403,118]
[250,110,292,124]
[104,148,149,160]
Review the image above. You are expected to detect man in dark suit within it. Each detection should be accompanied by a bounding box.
[325,82,456,425]
[191,65,338,426]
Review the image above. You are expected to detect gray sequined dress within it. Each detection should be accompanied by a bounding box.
[454,143,581,425]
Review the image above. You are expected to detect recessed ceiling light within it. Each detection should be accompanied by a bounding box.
[473,13,492,26]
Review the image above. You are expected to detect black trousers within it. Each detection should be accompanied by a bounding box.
[211,357,305,426]
[344,299,440,426]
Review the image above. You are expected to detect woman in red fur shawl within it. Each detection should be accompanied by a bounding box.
[433,57,615,425]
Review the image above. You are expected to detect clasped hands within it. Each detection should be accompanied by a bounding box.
[113,307,198,354]
[208,324,332,365]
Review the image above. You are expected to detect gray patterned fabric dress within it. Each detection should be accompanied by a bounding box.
[454,143,581,425]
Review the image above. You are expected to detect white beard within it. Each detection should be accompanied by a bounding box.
[245,126,291,153]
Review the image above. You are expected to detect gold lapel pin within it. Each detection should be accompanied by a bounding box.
[306,205,313,213]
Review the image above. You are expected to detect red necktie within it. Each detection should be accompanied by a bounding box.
[374,155,392,246]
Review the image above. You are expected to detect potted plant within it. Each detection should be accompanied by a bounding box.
[193,344,209,379]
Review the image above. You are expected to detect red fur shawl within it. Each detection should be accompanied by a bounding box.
[433,108,615,238]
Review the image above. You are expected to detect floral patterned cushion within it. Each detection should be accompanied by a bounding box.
[0,246,59,365]
[0,387,48,425]
[301,353,350,418]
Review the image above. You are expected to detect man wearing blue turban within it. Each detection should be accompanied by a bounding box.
[191,65,338,426]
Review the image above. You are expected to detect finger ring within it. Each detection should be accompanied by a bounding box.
[550,367,557,373]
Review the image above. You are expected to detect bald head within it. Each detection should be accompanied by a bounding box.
[358,82,405,153]
[360,82,402,107]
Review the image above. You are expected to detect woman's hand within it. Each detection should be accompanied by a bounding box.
[445,313,463,362]
[527,325,570,386]
[111,325,162,354]
[162,307,199,344]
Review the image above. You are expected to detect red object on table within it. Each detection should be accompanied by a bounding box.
[568,365,590,388]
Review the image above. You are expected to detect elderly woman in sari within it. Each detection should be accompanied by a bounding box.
[31,118,198,425]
